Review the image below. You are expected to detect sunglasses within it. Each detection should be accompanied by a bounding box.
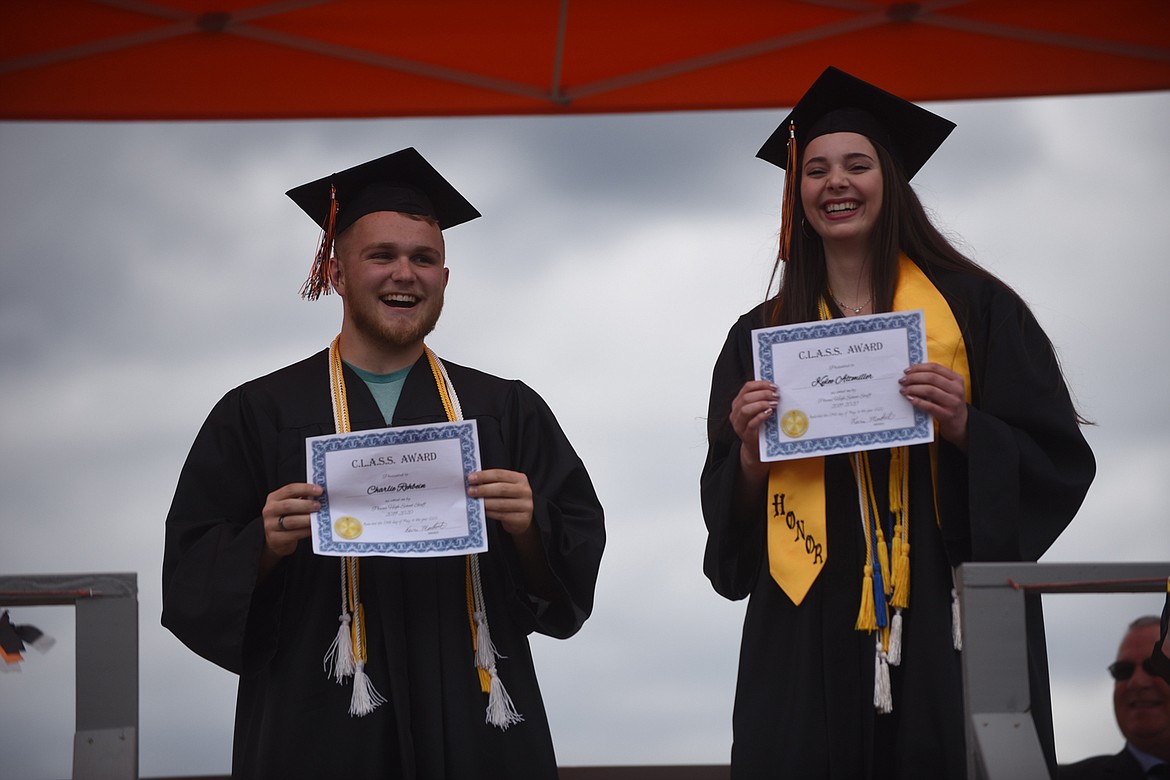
[1108,659,1160,681]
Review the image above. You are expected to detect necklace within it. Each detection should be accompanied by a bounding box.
[832,293,871,314]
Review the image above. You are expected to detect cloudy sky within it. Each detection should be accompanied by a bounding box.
[2,88,1169,778]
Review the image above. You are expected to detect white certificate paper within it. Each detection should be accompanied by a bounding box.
[305,420,487,557]
[751,310,933,461]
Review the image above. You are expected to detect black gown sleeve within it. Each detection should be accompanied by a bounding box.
[933,276,1096,564]
[496,380,606,639]
[161,385,279,675]
[700,305,770,601]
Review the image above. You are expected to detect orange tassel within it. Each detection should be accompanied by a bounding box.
[300,183,338,300]
[777,121,798,262]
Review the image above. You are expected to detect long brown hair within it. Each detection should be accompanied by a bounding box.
[766,140,1003,327]
[764,139,1090,423]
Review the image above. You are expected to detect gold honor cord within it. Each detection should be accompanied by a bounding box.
[424,346,522,729]
[319,338,520,727]
[891,254,970,655]
[324,336,385,716]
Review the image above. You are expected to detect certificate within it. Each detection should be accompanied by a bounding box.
[751,310,933,461]
[305,420,487,557]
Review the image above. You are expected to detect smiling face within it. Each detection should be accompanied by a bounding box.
[1113,622,1170,759]
[330,210,448,372]
[799,131,884,254]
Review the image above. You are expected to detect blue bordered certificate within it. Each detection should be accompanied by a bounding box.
[751,310,933,461]
[306,420,487,557]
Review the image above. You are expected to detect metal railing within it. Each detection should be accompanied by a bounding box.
[957,561,1169,780]
[0,572,138,780]
[4,563,1167,779]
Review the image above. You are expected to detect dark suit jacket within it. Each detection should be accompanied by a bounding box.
[1058,748,1147,780]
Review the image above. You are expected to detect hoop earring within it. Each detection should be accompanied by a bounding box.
[801,217,817,239]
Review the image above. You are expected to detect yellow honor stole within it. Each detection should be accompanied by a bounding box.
[322,337,522,728]
[766,255,971,606]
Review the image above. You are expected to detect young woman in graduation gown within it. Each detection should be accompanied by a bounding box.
[700,67,1096,779]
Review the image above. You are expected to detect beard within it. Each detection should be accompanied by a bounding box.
[348,289,445,353]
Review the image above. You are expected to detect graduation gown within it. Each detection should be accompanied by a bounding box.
[162,349,605,779]
[700,265,1095,779]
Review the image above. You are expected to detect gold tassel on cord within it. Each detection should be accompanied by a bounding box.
[889,447,911,608]
[853,454,879,632]
[856,564,878,632]
[886,447,911,665]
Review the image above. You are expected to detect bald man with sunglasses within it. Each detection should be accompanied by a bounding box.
[1059,616,1170,779]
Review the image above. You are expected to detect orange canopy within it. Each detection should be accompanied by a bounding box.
[3,0,1169,121]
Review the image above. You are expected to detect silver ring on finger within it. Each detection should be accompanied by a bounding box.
[277,515,286,531]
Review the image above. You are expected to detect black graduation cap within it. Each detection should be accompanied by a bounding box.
[286,147,480,234]
[285,147,480,299]
[756,66,955,181]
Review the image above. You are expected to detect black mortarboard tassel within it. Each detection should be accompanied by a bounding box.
[286,147,480,300]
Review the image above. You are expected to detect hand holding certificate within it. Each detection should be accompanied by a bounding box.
[751,310,934,461]
[305,420,488,557]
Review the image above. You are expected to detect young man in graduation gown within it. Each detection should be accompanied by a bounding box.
[162,148,605,779]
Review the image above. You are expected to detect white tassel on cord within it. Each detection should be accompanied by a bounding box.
[349,660,386,717]
[324,557,355,683]
[474,610,498,670]
[327,340,378,717]
[324,611,354,683]
[487,667,523,728]
[886,608,903,667]
[345,569,385,716]
[951,587,963,651]
[470,553,523,729]
[874,635,893,714]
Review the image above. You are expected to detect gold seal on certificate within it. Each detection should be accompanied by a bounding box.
[334,516,363,540]
[780,409,809,438]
